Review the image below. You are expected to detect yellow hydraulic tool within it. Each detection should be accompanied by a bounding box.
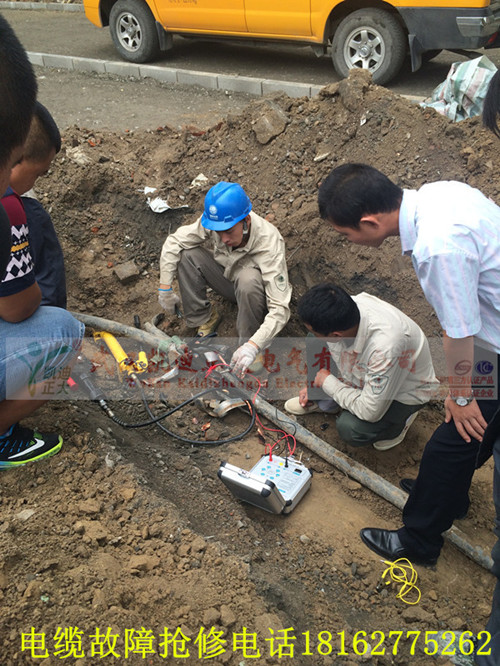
[93,331,148,377]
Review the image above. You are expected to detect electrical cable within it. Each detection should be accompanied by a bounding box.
[380,558,421,605]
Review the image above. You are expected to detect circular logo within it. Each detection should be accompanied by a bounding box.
[455,360,472,376]
[475,360,494,376]
[209,205,218,217]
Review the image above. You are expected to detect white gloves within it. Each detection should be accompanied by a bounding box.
[158,288,180,314]
[230,342,259,378]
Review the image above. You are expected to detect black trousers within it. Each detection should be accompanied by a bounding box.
[397,355,500,560]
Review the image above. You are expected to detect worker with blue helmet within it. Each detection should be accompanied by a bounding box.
[158,181,291,377]
[200,181,252,231]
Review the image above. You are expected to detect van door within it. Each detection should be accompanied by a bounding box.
[244,0,312,36]
[155,0,247,33]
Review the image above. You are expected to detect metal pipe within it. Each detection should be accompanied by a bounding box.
[249,392,494,572]
[68,315,493,571]
[70,312,184,354]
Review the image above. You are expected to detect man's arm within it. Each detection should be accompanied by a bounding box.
[443,333,488,442]
[0,282,41,322]
[247,243,291,350]
[314,347,405,423]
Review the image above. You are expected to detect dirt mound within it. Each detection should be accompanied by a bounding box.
[1,70,498,665]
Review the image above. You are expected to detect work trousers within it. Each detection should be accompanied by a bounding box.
[475,407,500,666]
[336,400,423,447]
[177,246,266,342]
[398,356,500,561]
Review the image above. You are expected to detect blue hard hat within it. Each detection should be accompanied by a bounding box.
[201,182,252,231]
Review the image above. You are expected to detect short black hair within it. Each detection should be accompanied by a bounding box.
[0,15,37,170]
[297,283,360,335]
[483,69,500,139]
[23,101,62,163]
[318,163,403,229]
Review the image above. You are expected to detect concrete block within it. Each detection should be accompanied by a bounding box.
[262,79,311,99]
[139,65,178,84]
[177,69,218,90]
[73,57,107,74]
[42,54,74,70]
[113,261,140,285]
[105,61,141,78]
[28,52,45,67]
[310,84,325,98]
[217,74,262,96]
[49,2,83,9]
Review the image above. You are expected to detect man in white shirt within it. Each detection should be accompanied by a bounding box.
[318,163,500,566]
[158,181,291,377]
[284,283,438,450]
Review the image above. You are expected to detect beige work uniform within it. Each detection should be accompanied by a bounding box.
[159,211,291,349]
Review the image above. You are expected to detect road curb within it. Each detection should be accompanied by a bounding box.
[0,1,83,10]
[28,51,325,99]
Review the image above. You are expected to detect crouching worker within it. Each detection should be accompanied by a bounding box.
[158,182,291,377]
[284,284,438,450]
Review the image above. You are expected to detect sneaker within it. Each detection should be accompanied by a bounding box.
[0,424,62,469]
[373,412,419,451]
[196,308,222,337]
[247,353,264,374]
[284,397,321,415]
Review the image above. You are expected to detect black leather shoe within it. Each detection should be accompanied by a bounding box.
[360,527,437,567]
[399,478,415,494]
[399,478,468,520]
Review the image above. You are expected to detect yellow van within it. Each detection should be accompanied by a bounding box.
[83,0,500,84]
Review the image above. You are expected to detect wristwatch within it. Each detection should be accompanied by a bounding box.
[450,394,474,407]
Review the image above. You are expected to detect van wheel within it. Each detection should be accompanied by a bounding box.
[109,0,160,63]
[331,9,406,85]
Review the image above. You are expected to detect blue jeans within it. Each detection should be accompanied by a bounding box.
[0,306,84,401]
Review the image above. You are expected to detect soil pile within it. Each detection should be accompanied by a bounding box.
[2,70,499,665]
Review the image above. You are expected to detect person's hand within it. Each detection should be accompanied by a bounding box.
[298,386,309,407]
[230,342,259,378]
[313,368,330,388]
[444,396,488,443]
[158,288,180,314]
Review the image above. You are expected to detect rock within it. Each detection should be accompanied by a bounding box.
[203,607,220,625]
[190,536,206,554]
[253,103,288,144]
[77,499,102,515]
[14,509,35,522]
[113,260,140,285]
[128,554,160,573]
[401,605,434,623]
[337,69,372,112]
[219,604,236,627]
[120,487,136,501]
[75,520,109,545]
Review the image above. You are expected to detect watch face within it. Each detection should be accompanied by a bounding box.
[456,396,469,407]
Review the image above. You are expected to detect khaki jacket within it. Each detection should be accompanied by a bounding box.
[160,211,291,348]
[322,293,439,422]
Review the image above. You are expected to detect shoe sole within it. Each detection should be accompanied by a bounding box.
[196,314,222,338]
[0,437,62,469]
[284,402,320,416]
[373,412,419,451]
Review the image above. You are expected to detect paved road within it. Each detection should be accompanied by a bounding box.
[4,7,500,98]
